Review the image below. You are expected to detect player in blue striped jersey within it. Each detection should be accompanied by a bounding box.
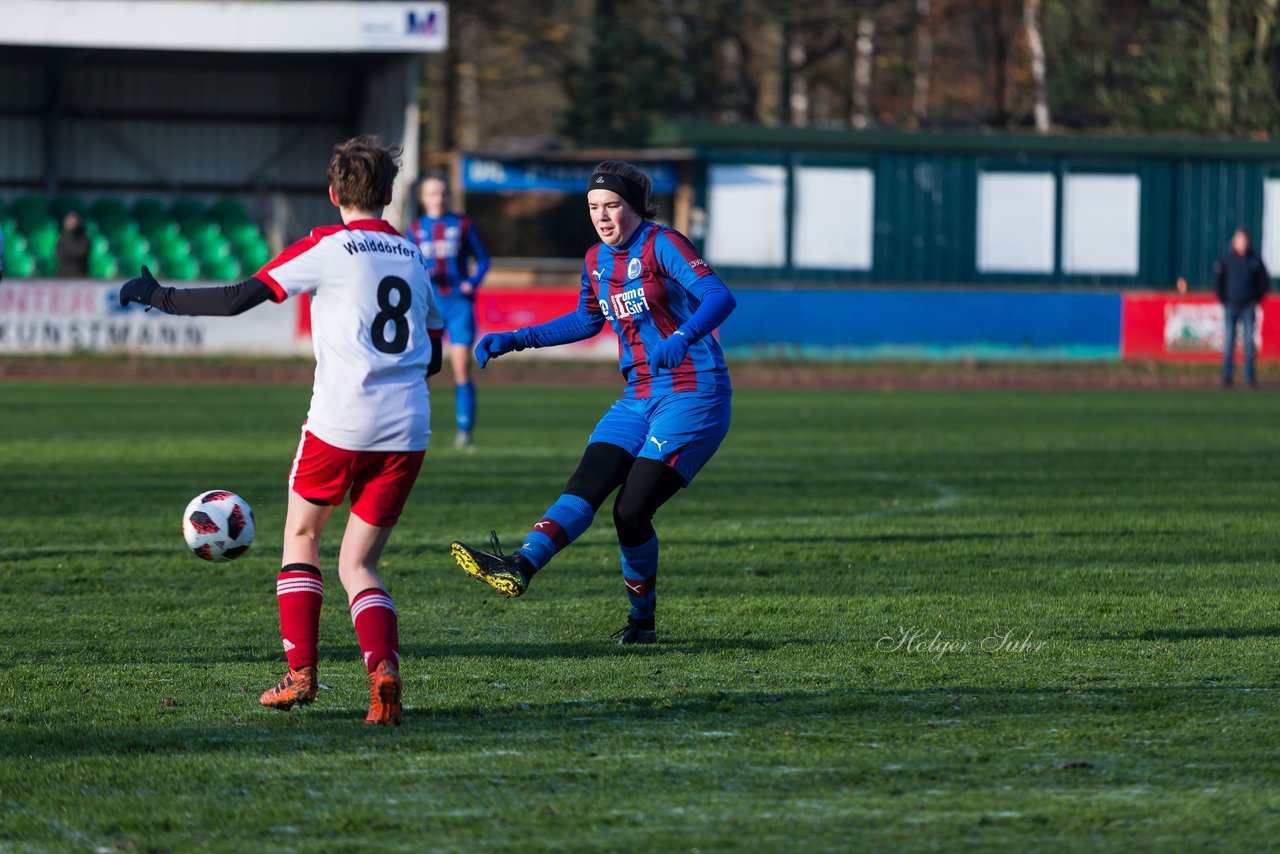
[410,173,491,448]
[449,161,735,644]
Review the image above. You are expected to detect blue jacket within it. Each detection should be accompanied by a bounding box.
[1213,249,1269,306]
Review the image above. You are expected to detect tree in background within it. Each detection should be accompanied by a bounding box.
[421,0,1280,158]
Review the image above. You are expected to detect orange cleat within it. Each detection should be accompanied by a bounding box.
[258,666,318,710]
[365,659,402,726]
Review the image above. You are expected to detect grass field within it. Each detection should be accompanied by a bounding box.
[2,378,1279,851]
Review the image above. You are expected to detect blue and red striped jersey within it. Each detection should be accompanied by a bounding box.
[578,221,732,399]
[409,212,490,297]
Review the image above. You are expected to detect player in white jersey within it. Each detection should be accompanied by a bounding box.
[119,135,443,726]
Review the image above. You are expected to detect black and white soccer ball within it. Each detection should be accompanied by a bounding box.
[182,490,255,562]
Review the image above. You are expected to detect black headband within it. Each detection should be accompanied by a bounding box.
[588,172,646,212]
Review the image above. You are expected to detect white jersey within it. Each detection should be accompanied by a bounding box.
[257,219,443,452]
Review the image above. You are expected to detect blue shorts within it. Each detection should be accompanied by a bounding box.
[588,392,731,485]
[438,294,477,347]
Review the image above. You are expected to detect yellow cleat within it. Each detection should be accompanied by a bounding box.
[451,532,533,598]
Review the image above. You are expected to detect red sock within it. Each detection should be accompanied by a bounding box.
[276,563,323,669]
[350,588,399,673]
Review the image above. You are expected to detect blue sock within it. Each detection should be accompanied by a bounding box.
[516,493,596,570]
[620,535,659,622]
[456,382,476,433]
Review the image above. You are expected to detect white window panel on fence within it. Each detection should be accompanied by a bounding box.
[976,171,1056,274]
[705,164,787,267]
[792,166,875,270]
[1261,178,1280,275]
[1062,174,1140,276]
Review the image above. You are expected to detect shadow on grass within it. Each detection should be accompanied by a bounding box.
[1,546,181,561]
[1090,626,1280,642]
[5,683,1273,760]
[83,635,815,668]
[402,636,812,660]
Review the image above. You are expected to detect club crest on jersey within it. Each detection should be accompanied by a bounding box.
[601,285,650,319]
[421,226,459,261]
[627,257,643,279]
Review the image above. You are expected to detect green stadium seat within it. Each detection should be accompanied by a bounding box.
[112,232,151,258]
[50,194,87,219]
[158,234,193,263]
[17,212,56,236]
[7,253,37,278]
[210,198,250,225]
[36,255,58,277]
[116,241,156,272]
[87,249,119,279]
[104,219,143,245]
[2,217,21,241]
[3,232,29,256]
[161,253,199,282]
[201,255,242,281]
[183,218,220,244]
[171,198,207,222]
[198,237,234,264]
[12,195,47,221]
[132,198,167,222]
[28,223,59,259]
[223,220,262,247]
[3,237,37,276]
[237,238,271,271]
[144,219,182,244]
[90,197,129,222]
[89,233,111,255]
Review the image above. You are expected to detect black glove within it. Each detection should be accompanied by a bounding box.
[119,265,161,308]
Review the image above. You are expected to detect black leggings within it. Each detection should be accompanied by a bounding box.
[563,442,686,547]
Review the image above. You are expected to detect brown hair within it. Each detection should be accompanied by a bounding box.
[592,160,658,218]
[420,170,450,190]
[328,135,401,211]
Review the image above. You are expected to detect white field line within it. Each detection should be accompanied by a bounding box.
[745,468,962,525]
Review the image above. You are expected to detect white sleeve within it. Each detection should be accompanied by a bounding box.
[254,226,342,302]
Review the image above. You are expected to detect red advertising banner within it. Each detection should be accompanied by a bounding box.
[471,286,615,360]
[1121,292,1278,361]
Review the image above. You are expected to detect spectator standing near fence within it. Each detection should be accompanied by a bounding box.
[1213,227,1270,388]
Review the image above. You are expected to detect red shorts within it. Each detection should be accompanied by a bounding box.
[288,428,424,528]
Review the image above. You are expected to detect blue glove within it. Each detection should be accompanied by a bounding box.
[119,265,161,308]
[475,331,521,369]
[648,330,691,371]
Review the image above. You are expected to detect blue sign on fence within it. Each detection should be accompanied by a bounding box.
[462,157,678,193]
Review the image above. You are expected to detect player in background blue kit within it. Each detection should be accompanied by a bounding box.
[410,173,491,448]
[449,160,736,644]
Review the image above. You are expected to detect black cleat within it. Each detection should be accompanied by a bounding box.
[451,531,535,598]
[611,616,657,646]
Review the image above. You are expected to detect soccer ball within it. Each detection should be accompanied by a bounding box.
[182,490,255,562]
